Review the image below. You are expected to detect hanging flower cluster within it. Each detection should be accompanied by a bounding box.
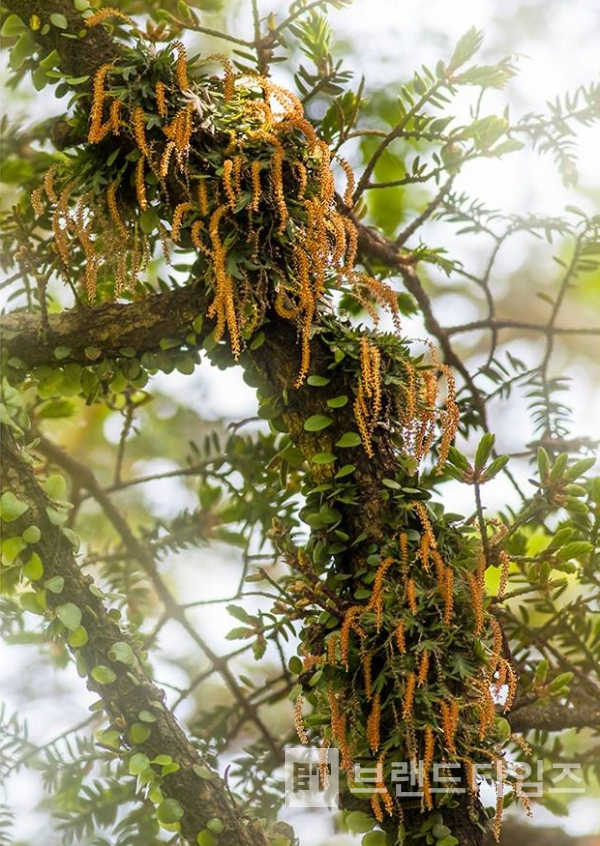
[31,21,388,385]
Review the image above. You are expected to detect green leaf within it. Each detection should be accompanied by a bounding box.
[346,812,375,834]
[108,641,137,665]
[2,536,27,564]
[193,765,214,780]
[53,346,71,360]
[382,478,402,490]
[129,753,151,775]
[304,414,333,432]
[537,447,550,480]
[474,433,495,470]
[1,491,30,522]
[311,452,336,464]
[307,375,330,386]
[1,14,26,38]
[336,432,362,448]
[556,542,593,561]
[288,656,303,674]
[20,591,46,615]
[227,603,252,623]
[197,831,217,846]
[334,464,356,479]
[206,818,224,834]
[50,13,68,29]
[483,455,509,479]
[22,552,44,581]
[45,506,68,525]
[448,27,484,72]
[41,474,67,501]
[362,832,388,846]
[68,626,88,648]
[130,722,151,743]
[157,798,184,824]
[45,576,65,594]
[22,526,41,544]
[91,665,117,684]
[327,395,348,408]
[55,602,82,631]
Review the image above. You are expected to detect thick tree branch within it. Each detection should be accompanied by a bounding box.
[509,701,600,734]
[2,285,207,368]
[0,424,269,846]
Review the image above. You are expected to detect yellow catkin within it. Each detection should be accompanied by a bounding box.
[394,620,406,653]
[155,81,168,118]
[31,187,44,216]
[201,53,235,101]
[197,180,210,217]
[399,532,409,573]
[270,143,288,233]
[402,671,417,721]
[417,650,430,687]
[342,216,358,273]
[88,63,113,143]
[207,205,240,357]
[492,774,504,842]
[503,659,517,712]
[406,577,418,615]
[106,180,127,240]
[84,7,133,27]
[52,185,73,266]
[134,157,148,211]
[109,98,123,135]
[438,364,459,470]
[132,106,150,157]
[160,141,176,177]
[222,159,237,210]
[366,692,381,752]
[370,793,384,824]
[468,572,484,636]
[336,155,355,208]
[163,105,194,155]
[293,695,309,745]
[171,202,194,243]
[442,566,454,625]
[318,740,330,789]
[340,606,364,668]
[489,616,503,673]
[295,161,308,199]
[302,654,325,672]
[414,501,436,572]
[173,40,189,91]
[327,633,338,665]
[354,391,374,458]
[42,164,59,203]
[329,211,347,265]
[367,556,395,631]
[362,651,373,700]
[328,689,352,772]
[497,550,510,600]
[440,700,457,754]
[249,159,262,212]
[422,725,435,810]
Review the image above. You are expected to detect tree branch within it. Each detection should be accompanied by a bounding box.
[0,424,269,846]
[509,700,600,734]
